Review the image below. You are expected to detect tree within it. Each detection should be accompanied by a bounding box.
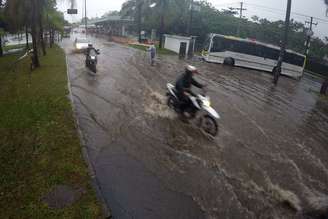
[158,0,168,48]
[251,15,259,22]
[121,0,143,42]
[47,7,65,47]
[2,0,66,67]
[0,0,5,56]
[321,0,328,95]
[121,0,171,46]
[102,10,120,18]
[39,0,47,56]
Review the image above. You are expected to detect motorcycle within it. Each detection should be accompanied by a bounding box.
[166,83,220,137]
[85,48,100,73]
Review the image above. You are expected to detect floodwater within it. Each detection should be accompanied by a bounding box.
[61,35,328,219]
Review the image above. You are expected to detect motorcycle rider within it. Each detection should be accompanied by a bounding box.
[86,44,94,55]
[175,65,205,114]
[85,44,99,66]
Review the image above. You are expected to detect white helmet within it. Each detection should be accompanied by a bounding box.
[185,65,198,73]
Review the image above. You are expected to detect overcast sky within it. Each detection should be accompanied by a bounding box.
[58,0,328,38]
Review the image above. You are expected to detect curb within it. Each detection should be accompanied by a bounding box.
[65,54,112,218]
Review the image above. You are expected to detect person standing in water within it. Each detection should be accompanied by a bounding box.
[148,42,156,66]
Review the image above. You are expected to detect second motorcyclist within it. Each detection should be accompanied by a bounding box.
[85,44,100,72]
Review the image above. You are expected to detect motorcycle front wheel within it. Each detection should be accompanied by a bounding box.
[200,115,218,137]
[167,96,175,109]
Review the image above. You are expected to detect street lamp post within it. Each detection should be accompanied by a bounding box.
[273,0,292,85]
[188,0,194,35]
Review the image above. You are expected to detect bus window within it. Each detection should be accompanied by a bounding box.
[211,36,225,52]
[241,42,257,56]
[262,46,279,60]
[284,52,305,67]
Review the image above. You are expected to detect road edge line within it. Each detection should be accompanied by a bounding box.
[64,53,112,219]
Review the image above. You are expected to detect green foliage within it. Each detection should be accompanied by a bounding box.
[48,8,65,32]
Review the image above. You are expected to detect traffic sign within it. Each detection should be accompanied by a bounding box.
[67,9,78,14]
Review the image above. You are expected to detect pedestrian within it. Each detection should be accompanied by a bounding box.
[147,42,156,66]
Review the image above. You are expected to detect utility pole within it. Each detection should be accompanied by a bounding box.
[230,2,246,37]
[84,0,87,37]
[273,0,292,85]
[159,0,166,48]
[304,17,317,55]
[137,1,142,43]
[188,0,194,35]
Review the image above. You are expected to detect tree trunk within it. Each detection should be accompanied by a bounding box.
[0,36,3,57]
[320,78,328,95]
[39,17,46,56]
[50,28,54,48]
[25,25,29,50]
[159,2,165,49]
[31,0,40,68]
[49,28,53,48]
[37,0,46,56]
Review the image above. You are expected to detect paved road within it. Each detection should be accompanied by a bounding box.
[61,35,328,219]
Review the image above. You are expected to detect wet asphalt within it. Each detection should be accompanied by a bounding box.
[61,34,328,219]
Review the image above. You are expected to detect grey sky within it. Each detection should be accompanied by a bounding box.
[58,0,328,38]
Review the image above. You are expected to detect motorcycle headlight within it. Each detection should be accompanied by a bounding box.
[91,56,96,60]
[203,99,211,107]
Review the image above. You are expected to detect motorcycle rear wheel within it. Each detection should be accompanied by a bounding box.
[91,65,97,73]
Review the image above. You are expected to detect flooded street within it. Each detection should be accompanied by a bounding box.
[61,35,328,219]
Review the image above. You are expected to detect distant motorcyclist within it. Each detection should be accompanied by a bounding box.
[85,44,99,60]
[175,65,205,113]
[86,44,96,56]
[85,44,100,73]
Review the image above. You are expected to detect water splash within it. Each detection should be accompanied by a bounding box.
[144,91,176,119]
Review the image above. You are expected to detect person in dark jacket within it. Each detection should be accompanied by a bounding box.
[175,65,205,113]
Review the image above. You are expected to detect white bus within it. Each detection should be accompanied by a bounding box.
[202,33,306,79]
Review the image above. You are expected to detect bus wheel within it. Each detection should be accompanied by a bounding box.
[223,57,235,66]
